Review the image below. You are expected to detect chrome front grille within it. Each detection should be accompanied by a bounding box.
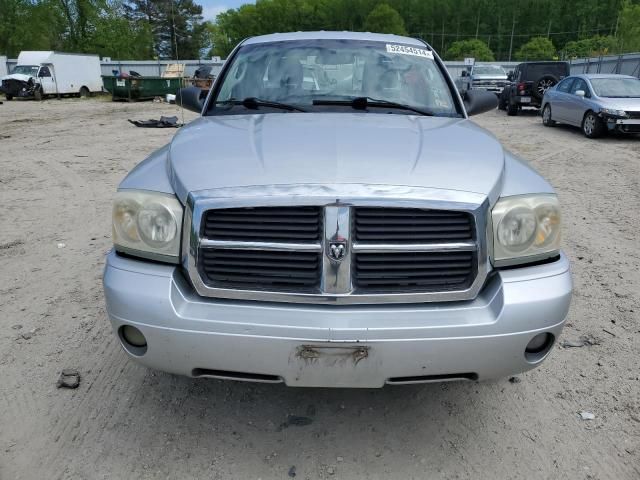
[185,185,490,305]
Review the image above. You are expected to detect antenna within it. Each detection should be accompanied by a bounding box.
[170,0,186,126]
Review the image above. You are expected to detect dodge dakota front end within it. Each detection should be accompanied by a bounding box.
[103,32,572,388]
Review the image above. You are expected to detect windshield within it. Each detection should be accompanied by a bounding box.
[473,65,505,76]
[210,39,459,116]
[590,78,640,98]
[11,65,39,76]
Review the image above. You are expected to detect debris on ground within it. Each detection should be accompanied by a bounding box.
[56,369,81,389]
[57,243,66,249]
[508,376,521,384]
[560,334,601,348]
[579,411,595,420]
[278,415,313,430]
[128,116,181,128]
[287,466,296,478]
[326,466,336,475]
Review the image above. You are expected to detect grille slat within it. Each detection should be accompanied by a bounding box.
[354,207,474,243]
[199,248,321,291]
[203,206,322,243]
[354,251,476,292]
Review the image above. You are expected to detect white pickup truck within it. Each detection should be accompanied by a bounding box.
[1,51,102,100]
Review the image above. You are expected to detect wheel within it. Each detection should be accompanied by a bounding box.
[5,94,13,101]
[582,111,605,138]
[542,104,555,126]
[507,101,518,116]
[79,86,90,98]
[33,86,43,101]
[498,95,507,110]
[534,75,558,99]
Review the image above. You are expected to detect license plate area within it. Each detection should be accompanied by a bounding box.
[296,344,370,365]
[519,96,531,103]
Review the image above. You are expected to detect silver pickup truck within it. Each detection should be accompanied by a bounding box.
[103,32,572,388]
[457,64,508,95]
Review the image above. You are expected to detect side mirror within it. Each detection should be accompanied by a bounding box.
[575,90,586,97]
[461,71,468,77]
[507,71,514,81]
[463,89,498,116]
[176,87,205,113]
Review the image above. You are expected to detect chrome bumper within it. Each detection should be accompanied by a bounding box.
[103,251,572,388]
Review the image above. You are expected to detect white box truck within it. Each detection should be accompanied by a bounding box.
[0,51,102,100]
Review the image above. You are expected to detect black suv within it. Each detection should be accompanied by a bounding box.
[499,61,570,115]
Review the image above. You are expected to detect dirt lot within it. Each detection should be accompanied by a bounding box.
[0,97,638,480]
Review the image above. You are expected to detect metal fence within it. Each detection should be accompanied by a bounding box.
[4,52,640,80]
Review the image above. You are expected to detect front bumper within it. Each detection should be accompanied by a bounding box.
[605,117,640,134]
[103,251,572,388]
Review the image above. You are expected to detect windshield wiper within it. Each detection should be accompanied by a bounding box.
[214,97,307,112]
[313,97,434,116]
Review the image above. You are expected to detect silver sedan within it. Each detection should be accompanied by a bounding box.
[541,74,640,138]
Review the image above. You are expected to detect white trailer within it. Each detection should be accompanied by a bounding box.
[0,51,102,100]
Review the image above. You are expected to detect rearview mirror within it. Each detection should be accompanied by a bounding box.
[463,89,498,116]
[575,90,586,97]
[176,87,205,113]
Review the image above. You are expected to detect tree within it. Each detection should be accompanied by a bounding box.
[363,3,407,36]
[563,35,618,59]
[445,39,495,61]
[618,1,640,53]
[515,37,556,61]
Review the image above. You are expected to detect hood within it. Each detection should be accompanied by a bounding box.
[0,73,33,83]
[168,113,505,203]
[596,96,640,111]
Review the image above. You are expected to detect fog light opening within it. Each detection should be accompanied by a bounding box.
[525,332,554,363]
[118,325,148,356]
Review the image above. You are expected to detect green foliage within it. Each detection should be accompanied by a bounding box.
[618,1,640,53]
[515,37,556,61]
[1,0,639,61]
[563,35,618,58]
[445,39,495,61]
[363,3,407,36]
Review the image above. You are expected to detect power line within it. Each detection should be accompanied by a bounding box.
[413,25,617,38]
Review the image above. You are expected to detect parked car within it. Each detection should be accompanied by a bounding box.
[499,61,570,115]
[104,32,571,388]
[541,74,640,138]
[0,51,102,100]
[456,64,508,95]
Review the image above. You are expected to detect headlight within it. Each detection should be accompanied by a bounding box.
[492,194,561,266]
[600,108,628,118]
[112,190,183,263]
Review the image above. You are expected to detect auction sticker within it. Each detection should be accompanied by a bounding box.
[386,44,434,59]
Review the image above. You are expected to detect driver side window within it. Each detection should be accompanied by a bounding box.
[557,78,574,93]
[570,79,589,97]
[38,66,51,78]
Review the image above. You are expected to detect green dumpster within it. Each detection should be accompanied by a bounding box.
[101,76,184,101]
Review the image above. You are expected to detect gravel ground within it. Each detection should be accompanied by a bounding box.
[0,98,638,480]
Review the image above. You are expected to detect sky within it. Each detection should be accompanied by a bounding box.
[198,0,254,22]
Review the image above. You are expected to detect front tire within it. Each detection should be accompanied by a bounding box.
[5,94,13,101]
[582,111,605,138]
[33,86,43,101]
[542,104,555,126]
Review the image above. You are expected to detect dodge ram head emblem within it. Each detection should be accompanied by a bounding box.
[328,241,347,261]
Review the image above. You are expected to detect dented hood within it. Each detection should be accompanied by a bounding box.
[0,73,33,83]
[168,113,505,203]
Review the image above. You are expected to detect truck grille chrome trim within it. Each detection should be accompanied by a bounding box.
[183,184,490,305]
